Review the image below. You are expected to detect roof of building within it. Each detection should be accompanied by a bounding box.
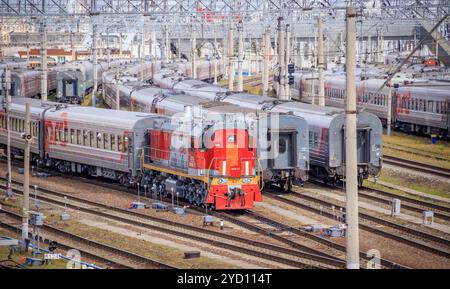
[18,48,73,57]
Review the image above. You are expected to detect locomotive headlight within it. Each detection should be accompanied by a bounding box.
[218,178,227,184]
[242,178,251,184]
[227,135,236,143]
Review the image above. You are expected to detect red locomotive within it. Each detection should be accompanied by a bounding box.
[143,116,262,210]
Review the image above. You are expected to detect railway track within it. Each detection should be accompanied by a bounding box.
[70,177,353,268]
[220,210,409,269]
[383,155,450,178]
[266,190,450,259]
[0,179,342,269]
[0,164,411,269]
[0,210,172,269]
[360,186,450,222]
[0,159,426,268]
[383,145,450,162]
[0,164,352,268]
[219,77,272,89]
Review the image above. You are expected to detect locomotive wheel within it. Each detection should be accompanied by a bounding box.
[119,175,129,186]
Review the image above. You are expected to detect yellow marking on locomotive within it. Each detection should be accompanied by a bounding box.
[210,176,259,186]
[142,163,209,183]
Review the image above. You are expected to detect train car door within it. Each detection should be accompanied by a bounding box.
[271,129,297,169]
[342,126,371,165]
[356,127,371,164]
[392,87,400,123]
[10,82,15,96]
[63,79,77,98]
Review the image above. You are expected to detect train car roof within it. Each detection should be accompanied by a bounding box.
[9,97,166,130]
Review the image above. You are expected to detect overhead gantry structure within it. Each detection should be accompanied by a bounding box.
[1,1,448,62]
[1,1,448,29]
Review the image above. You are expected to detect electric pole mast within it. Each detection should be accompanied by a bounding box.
[345,6,360,269]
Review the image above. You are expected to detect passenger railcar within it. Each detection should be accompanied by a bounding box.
[173,59,225,82]
[0,97,261,210]
[9,69,58,98]
[292,72,450,137]
[56,59,131,104]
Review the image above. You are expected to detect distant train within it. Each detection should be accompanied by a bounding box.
[0,60,61,99]
[56,59,132,104]
[0,97,261,210]
[103,65,309,191]
[172,59,225,82]
[153,66,383,186]
[9,68,58,98]
[0,59,28,71]
[292,71,450,138]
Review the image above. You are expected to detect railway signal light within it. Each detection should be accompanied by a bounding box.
[288,75,294,85]
[288,63,295,74]
[48,240,58,252]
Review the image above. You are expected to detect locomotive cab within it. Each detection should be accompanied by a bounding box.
[203,128,262,210]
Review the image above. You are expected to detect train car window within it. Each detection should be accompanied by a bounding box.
[124,137,129,153]
[77,130,82,145]
[83,131,88,146]
[111,134,116,151]
[428,101,433,113]
[97,132,102,149]
[118,135,123,152]
[309,131,313,146]
[0,115,4,129]
[190,136,195,150]
[70,129,75,144]
[279,138,286,154]
[248,134,254,151]
[103,133,110,150]
[19,119,24,132]
[64,128,69,143]
[313,132,319,147]
[33,122,38,137]
[56,128,60,142]
[90,131,95,147]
